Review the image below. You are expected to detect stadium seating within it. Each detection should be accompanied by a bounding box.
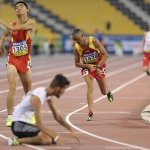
[36,0,144,35]
[0,3,51,37]
[144,0,150,4]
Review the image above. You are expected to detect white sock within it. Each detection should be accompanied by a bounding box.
[8,114,12,118]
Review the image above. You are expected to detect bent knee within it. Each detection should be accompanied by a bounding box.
[38,132,52,145]
[42,136,52,145]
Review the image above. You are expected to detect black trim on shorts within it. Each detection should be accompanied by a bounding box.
[11,121,40,138]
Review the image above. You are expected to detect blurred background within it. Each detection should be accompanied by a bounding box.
[0,0,150,56]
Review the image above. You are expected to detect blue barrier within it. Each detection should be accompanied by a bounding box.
[62,34,143,55]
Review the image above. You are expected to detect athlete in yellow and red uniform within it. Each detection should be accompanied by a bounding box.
[0,1,36,127]
[71,29,113,121]
[75,36,106,80]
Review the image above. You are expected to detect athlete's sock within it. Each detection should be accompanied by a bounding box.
[7,114,12,119]
[89,110,93,114]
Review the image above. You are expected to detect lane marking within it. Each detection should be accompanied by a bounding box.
[0,65,75,83]
[39,147,72,149]
[0,60,141,83]
[0,56,137,76]
[0,134,46,150]
[0,62,142,113]
[106,147,136,149]
[0,131,82,134]
[65,73,149,150]
[0,61,145,150]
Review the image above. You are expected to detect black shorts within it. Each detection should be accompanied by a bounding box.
[11,121,40,138]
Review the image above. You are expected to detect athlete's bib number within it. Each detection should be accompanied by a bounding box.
[83,51,98,63]
[12,41,28,56]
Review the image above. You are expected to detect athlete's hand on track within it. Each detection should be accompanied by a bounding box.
[88,64,96,72]
[70,131,80,143]
[55,136,66,146]
[0,44,4,57]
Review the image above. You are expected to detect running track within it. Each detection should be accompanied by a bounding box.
[0,54,150,150]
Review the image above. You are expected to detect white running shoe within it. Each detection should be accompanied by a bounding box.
[7,138,13,146]
[7,137,19,146]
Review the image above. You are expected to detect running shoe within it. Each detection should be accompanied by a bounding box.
[7,138,19,146]
[141,111,150,123]
[107,92,114,102]
[30,114,36,124]
[87,112,93,121]
[146,71,150,76]
[6,118,12,127]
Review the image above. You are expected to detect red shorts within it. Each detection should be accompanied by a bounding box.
[7,54,32,74]
[81,63,106,80]
[143,52,150,66]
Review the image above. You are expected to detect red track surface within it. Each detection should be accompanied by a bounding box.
[0,54,150,150]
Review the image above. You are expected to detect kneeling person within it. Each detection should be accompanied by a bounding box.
[7,74,80,146]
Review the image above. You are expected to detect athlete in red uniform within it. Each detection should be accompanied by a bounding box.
[70,29,114,121]
[0,1,35,126]
[140,26,150,76]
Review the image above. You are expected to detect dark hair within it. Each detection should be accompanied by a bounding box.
[50,74,70,88]
[70,28,83,37]
[14,1,28,9]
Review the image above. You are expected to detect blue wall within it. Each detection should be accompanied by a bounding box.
[62,34,143,55]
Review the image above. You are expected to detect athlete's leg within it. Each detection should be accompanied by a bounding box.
[18,132,52,145]
[143,54,150,75]
[143,66,149,75]
[19,69,32,94]
[6,64,18,114]
[96,77,108,95]
[19,69,35,124]
[96,77,113,102]
[84,75,94,112]
[6,64,18,126]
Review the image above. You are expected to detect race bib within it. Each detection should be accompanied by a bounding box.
[12,40,28,56]
[83,51,98,64]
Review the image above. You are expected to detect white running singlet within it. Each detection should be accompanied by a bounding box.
[12,87,50,123]
[144,31,150,53]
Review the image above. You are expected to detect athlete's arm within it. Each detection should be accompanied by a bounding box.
[92,37,109,67]
[30,96,60,140]
[47,97,80,143]
[47,97,73,130]
[0,19,35,31]
[73,46,95,70]
[0,29,10,57]
[140,32,146,53]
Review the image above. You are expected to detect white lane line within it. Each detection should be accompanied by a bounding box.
[0,60,141,83]
[0,56,136,76]
[106,147,136,149]
[0,65,75,83]
[0,62,141,113]
[0,62,144,150]
[65,73,149,150]
[0,131,82,134]
[0,134,46,150]
[0,71,79,95]
[39,147,72,149]
[39,112,132,115]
